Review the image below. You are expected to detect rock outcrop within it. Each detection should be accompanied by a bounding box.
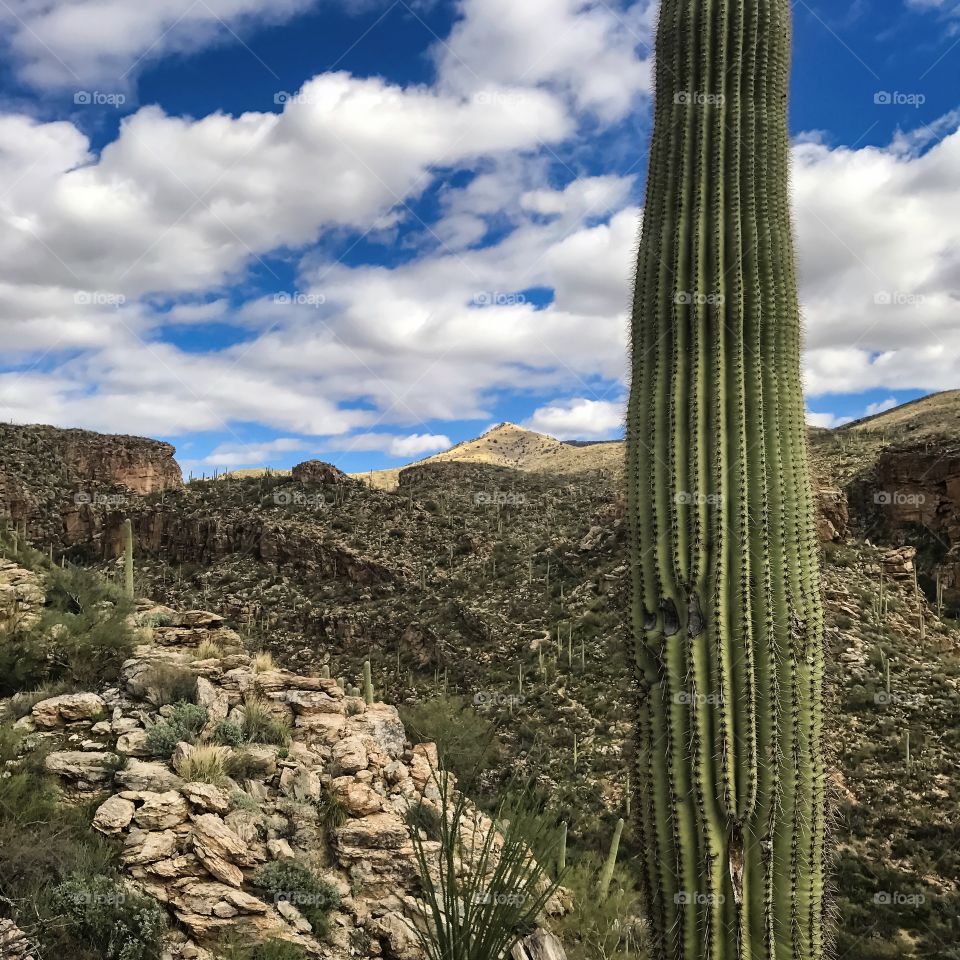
[10,598,567,960]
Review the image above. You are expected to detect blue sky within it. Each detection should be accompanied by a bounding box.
[0,0,957,474]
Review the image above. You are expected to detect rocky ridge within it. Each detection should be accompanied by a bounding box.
[6,586,567,960]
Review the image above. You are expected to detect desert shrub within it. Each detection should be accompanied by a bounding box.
[242,696,291,746]
[314,786,348,831]
[225,749,267,782]
[46,874,167,960]
[174,744,229,784]
[406,774,561,960]
[217,935,307,960]
[554,855,647,960]
[229,790,259,812]
[400,695,499,785]
[251,860,340,938]
[252,651,275,673]
[141,664,199,706]
[195,639,223,660]
[0,561,135,696]
[146,702,208,757]
[405,801,443,842]
[213,719,245,747]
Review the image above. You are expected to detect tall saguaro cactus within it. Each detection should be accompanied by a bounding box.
[122,518,135,600]
[626,2,826,959]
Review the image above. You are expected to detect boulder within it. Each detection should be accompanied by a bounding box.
[116,728,151,756]
[331,736,368,776]
[291,459,348,485]
[191,814,255,888]
[122,828,179,866]
[44,750,118,783]
[92,794,136,834]
[116,759,184,792]
[334,812,408,851]
[31,692,106,728]
[134,790,190,830]
[182,782,233,815]
[331,777,384,817]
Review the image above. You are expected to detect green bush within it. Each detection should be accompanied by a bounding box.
[314,786,348,831]
[213,719,245,746]
[145,702,208,758]
[141,664,199,706]
[242,697,291,746]
[48,874,168,960]
[216,936,308,960]
[0,560,135,697]
[251,860,339,938]
[399,695,499,785]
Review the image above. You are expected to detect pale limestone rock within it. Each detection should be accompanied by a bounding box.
[92,794,136,834]
[135,790,190,830]
[349,703,406,760]
[276,900,312,934]
[112,716,142,734]
[267,838,295,860]
[91,720,113,735]
[122,827,179,865]
[294,711,346,742]
[196,677,229,722]
[284,689,345,716]
[31,692,106,728]
[116,759,184,792]
[116,729,151,756]
[44,750,118,783]
[0,918,35,960]
[331,777,384,817]
[279,764,322,802]
[182,781,232,815]
[331,736,368,776]
[191,814,255,888]
[335,812,408,850]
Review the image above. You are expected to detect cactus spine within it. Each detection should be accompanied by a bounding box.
[626,2,827,959]
[123,519,135,600]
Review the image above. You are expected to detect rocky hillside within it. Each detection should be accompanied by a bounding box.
[359,423,623,491]
[0,422,182,549]
[1,560,566,960]
[2,403,960,958]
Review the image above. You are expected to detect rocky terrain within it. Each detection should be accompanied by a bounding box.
[0,565,566,960]
[2,394,960,958]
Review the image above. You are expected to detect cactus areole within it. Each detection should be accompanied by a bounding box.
[626,2,827,959]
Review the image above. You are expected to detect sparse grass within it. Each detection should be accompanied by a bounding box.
[141,663,199,706]
[216,935,308,960]
[252,651,275,673]
[195,639,223,660]
[174,744,229,784]
[315,786,348,831]
[242,695,291,746]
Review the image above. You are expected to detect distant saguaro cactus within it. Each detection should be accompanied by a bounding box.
[363,659,374,705]
[123,519,135,600]
[626,1,827,959]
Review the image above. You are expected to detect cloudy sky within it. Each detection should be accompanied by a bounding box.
[0,0,957,473]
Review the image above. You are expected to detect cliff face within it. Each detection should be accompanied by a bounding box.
[0,422,182,542]
[848,443,960,608]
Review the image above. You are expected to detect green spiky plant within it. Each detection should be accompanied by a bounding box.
[626,2,827,959]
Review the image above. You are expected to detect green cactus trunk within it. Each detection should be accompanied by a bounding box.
[626,2,827,959]
[123,519,135,600]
